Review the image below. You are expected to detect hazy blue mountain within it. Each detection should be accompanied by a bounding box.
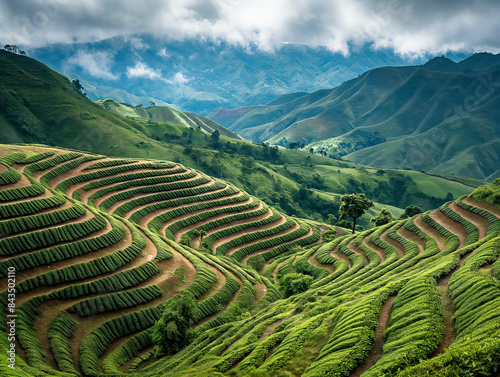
[28,35,466,114]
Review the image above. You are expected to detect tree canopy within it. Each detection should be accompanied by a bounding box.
[371,208,393,226]
[339,193,374,233]
[399,205,423,219]
[152,291,199,357]
[280,273,313,298]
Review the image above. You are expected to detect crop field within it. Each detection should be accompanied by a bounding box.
[0,144,499,377]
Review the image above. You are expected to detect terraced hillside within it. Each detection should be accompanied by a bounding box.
[0,144,322,377]
[1,144,500,377]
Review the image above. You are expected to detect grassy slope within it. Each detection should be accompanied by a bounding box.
[96,98,242,140]
[0,50,484,229]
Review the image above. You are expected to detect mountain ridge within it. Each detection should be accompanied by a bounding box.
[210,52,500,180]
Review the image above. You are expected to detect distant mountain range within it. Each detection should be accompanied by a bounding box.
[27,36,467,114]
[210,53,500,180]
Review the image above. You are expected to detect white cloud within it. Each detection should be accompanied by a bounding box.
[64,50,117,79]
[1,0,500,55]
[126,61,161,79]
[173,72,189,85]
[158,48,170,57]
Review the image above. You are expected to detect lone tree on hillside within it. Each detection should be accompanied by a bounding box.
[72,79,84,95]
[371,208,393,227]
[339,193,374,234]
[152,291,199,357]
[193,228,207,243]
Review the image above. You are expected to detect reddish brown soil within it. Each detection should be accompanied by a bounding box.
[413,215,447,250]
[211,213,286,253]
[351,296,395,377]
[429,209,467,250]
[380,230,406,259]
[397,226,426,254]
[449,202,488,239]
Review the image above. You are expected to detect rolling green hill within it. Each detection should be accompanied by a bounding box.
[0,48,482,229]
[210,53,500,180]
[96,99,241,140]
[1,145,499,377]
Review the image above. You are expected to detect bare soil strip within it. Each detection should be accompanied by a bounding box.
[0,210,112,264]
[351,296,396,377]
[380,229,406,259]
[0,197,73,223]
[429,209,467,250]
[413,215,447,250]
[363,235,387,262]
[191,208,274,250]
[34,232,196,374]
[331,245,351,266]
[0,216,121,290]
[93,171,201,210]
[258,319,284,341]
[449,202,488,239]
[210,213,286,252]
[121,180,222,221]
[240,225,314,265]
[226,220,300,257]
[158,195,255,238]
[308,250,336,274]
[463,196,500,219]
[397,226,426,254]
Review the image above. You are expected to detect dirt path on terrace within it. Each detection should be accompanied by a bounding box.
[121,345,154,374]
[0,168,32,189]
[308,249,336,274]
[363,235,387,262]
[380,230,406,259]
[33,232,196,374]
[43,158,136,190]
[240,225,313,265]
[104,171,203,214]
[258,319,284,341]
[93,170,202,210]
[331,244,351,266]
[74,165,185,204]
[0,209,109,264]
[191,208,274,250]
[2,218,130,305]
[226,220,299,257]
[429,209,467,250]
[0,197,73,224]
[121,180,223,221]
[397,226,425,254]
[159,194,254,240]
[346,238,368,265]
[0,216,120,291]
[272,255,300,280]
[413,215,447,250]
[125,180,221,226]
[210,213,286,253]
[432,251,470,359]
[449,202,488,240]
[0,185,53,204]
[463,197,500,219]
[351,296,396,377]
[172,194,256,243]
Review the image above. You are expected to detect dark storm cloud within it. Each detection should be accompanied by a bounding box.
[1,0,499,55]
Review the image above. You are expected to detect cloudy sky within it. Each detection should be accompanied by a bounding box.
[1,0,499,56]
